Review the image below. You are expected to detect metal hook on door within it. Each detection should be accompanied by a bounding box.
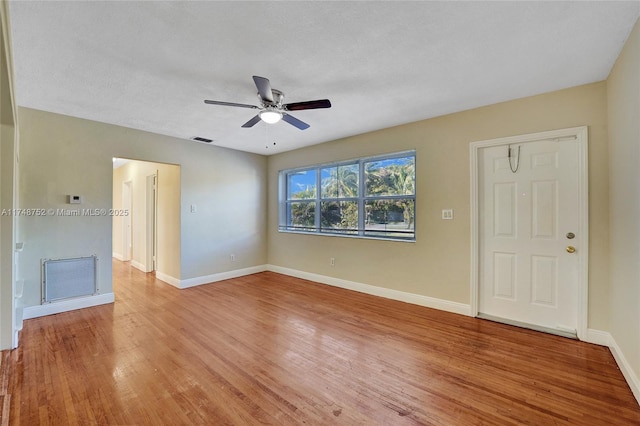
[508,145,520,173]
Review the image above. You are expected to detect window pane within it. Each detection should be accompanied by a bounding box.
[321,164,358,199]
[365,199,415,239]
[320,201,358,234]
[287,170,316,200]
[287,201,316,230]
[365,156,415,197]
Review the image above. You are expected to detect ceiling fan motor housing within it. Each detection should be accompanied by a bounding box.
[260,89,284,108]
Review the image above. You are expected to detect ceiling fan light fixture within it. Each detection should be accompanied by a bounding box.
[259,109,282,124]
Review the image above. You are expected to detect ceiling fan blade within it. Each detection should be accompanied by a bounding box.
[204,100,258,109]
[284,99,332,111]
[252,76,274,103]
[241,114,262,128]
[282,113,310,130]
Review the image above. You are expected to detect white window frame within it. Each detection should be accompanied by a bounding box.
[279,150,416,241]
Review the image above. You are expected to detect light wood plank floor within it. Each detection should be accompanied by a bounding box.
[3,260,640,425]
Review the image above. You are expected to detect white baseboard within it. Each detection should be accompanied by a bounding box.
[112,252,125,261]
[151,263,468,317]
[584,328,640,404]
[22,293,115,320]
[584,328,611,346]
[155,271,182,288]
[160,265,268,289]
[147,263,471,318]
[265,264,472,317]
[609,334,640,404]
[130,260,149,272]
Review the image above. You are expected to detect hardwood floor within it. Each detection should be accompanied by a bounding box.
[1,350,10,426]
[3,260,640,425]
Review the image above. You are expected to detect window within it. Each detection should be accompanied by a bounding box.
[280,151,415,241]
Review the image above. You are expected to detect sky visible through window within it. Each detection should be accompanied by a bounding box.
[287,170,316,199]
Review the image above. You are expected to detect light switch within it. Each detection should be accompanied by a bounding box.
[442,209,453,220]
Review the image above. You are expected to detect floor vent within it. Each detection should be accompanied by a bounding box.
[42,256,98,303]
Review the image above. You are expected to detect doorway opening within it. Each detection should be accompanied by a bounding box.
[112,158,181,285]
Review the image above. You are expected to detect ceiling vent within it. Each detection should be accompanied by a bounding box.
[191,136,213,143]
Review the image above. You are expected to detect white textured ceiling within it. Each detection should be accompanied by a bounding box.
[7,1,640,155]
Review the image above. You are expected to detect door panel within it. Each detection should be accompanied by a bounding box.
[493,252,516,299]
[494,183,516,237]
[532,180,556,238]
[531,255,557,306]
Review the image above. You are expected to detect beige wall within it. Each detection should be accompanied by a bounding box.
[17,107,267,307]
[607,18,640,385]
[113,160,181,279]
[268,82,610,330]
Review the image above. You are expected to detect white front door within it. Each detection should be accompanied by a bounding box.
[478,135,584,336]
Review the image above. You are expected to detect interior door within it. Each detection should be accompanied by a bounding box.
[478,138,581,336]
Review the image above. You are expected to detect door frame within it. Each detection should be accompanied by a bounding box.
[146,173,157,272]
[469,126,589,340]
[122,180,133,261]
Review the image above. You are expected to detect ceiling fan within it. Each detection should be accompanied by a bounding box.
[204,76,331,130]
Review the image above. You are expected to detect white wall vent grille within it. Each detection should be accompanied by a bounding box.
[42,256,98,303]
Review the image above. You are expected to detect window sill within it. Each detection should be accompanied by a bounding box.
[277,228,416,243]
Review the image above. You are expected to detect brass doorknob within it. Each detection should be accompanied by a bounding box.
[566,246,576,253]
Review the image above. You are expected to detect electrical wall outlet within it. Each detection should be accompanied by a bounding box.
[330,257,335,266]
[230,254,235,262]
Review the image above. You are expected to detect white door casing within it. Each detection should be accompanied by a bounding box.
[470,127,588,340]
[146,174,157,272]
[122,181,132,261]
